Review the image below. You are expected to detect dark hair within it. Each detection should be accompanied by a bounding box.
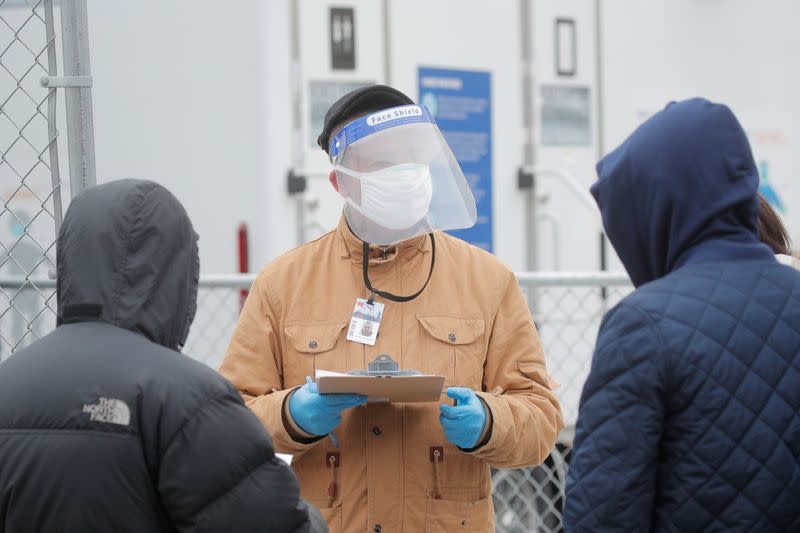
[757,194,791,255]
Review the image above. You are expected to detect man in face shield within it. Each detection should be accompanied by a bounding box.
[220,85,563,532]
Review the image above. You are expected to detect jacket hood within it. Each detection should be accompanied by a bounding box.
[592,98,773,287]
[56,179,199,349]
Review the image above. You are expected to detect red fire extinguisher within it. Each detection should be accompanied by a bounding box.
[238,223,249,311]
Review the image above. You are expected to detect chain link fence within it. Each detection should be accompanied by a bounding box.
[494,273,631,532]
[183,275,248,367]
[0,0,94,361]
[0,0,63,360]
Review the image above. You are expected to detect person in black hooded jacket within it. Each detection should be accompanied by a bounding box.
[0,179,327,533]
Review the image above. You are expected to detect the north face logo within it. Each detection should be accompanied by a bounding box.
[83,397,131,426]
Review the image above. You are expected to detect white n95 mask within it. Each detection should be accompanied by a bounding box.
[330,105,476,245]
[338,163,433,231]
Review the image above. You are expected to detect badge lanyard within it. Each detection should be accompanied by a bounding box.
[362,233,436,305]
[346,234,436,346]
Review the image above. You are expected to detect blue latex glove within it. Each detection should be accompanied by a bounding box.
[439,387,488,449]
[289,377,367,436]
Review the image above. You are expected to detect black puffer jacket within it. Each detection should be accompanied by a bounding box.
[0,180,326,533]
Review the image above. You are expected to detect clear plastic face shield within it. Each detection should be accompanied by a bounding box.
[330,105,477,245]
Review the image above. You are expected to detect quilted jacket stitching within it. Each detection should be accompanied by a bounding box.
[570,304,666,528]
[571,263,800,532]
[647,271,796,527]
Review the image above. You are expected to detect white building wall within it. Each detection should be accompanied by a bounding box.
[600,0,800,269]
[86,0,269,273]
[66,0,800,275]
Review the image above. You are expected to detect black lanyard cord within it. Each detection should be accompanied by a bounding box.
[362,233,436,303]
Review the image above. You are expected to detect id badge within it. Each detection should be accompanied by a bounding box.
[346,298,385,346]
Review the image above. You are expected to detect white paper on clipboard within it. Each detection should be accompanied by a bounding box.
[275,453,293,466]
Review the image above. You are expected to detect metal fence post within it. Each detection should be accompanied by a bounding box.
[43,0,63,235]
[59,0,95,197]
[289,0,306,246]
[1,0,67,356]
[519,0,537,274]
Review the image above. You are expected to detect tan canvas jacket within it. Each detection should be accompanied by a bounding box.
[220,217,563,532]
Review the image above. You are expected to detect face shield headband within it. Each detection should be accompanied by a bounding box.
[329,104,435,158]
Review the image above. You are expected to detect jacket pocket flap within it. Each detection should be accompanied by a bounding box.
[417,315,485,345]
[284,322,347,353]
[518,362,560,389]
[425,495,492,531]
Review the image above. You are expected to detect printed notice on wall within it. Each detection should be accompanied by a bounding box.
[418,67,493,253]
[540,85,592,146]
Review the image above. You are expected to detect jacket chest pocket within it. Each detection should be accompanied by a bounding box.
[417,315,486,391]
[283,322,348,387]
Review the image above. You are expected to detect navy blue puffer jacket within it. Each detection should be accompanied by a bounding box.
[564,99,800,532]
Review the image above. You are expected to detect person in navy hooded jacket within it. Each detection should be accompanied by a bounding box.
[564,98,800,532]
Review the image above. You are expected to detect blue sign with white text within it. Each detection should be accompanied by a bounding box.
[418,67,493,252]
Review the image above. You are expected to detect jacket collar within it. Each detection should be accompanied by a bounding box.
[335,214,430,265]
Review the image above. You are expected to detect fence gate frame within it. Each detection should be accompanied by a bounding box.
[0,0,95,356]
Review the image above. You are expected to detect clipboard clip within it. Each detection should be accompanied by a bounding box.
[347,354,421,377]
[368,354,399,373]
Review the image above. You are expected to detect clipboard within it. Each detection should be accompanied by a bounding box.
[315,369,445,403]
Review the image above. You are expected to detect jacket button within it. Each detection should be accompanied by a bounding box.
[448,333,457,343]
[373,526,382,533]
[308,340,318,349]
[372,426,382,436]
